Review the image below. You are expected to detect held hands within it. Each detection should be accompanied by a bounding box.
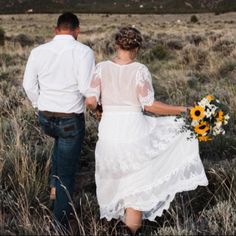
[85,97,102,120]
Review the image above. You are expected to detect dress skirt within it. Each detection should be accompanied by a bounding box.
[95,105,208,221]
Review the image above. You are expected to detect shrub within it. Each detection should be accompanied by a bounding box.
[192,72,209,83]
[0,27,5,46]
[218,59,236,77]
[13,33,34,47]
[139,43,169,63]
[1,53,12,67]
[150,44,168,60]
[187,76,198,89]
[181,45,208,70]
[185,34,205,46]
[166,38,184,50]
[190,15,199,23]
[34,36,45,45]
[0,71,9,81]
[0,53,24,67]
[83,39,94,49]
[211,38,235,56]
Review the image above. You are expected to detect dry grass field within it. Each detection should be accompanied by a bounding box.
[1,13,236,235]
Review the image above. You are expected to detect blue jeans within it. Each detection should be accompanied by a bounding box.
[38,111,85,227]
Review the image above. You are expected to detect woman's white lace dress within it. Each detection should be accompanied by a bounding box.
[86,60,208,221]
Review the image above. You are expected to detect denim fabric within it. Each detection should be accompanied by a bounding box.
[38,111,85,227]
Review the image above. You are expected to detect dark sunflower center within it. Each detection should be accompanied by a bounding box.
[199,125,206,129]
[195,110,201,116]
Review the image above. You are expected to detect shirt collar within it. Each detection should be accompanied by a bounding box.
[53,35,75,41]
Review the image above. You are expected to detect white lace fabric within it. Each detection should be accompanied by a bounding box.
[99,159,207,222]
[86,61,155,109]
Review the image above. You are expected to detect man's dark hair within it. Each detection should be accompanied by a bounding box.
[57,12,80,30]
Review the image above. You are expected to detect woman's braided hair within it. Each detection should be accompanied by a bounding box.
[115,26,143,50]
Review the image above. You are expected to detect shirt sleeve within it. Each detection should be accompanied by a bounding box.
[85,63,102,102]
[136,65,155,109]
[23,50,39,108]
[77,48,96,96]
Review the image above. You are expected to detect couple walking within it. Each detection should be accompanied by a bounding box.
[23,12,208,235]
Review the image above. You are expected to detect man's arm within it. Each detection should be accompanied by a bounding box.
[23,51,39,108]
[77,48,95,96]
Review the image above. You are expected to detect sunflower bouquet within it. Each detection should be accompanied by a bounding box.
[177,95,230,141]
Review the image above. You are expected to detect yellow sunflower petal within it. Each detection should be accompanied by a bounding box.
[190,106,205,121]
[206,95,214,101]
[216,110,224,122]
[198,136,212,142]
[194,121,210,135]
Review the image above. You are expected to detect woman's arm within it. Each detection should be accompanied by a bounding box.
[144,101,187,115]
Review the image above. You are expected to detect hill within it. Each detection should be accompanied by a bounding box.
[0,0,236,14]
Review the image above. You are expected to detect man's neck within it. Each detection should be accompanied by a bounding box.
[55,28,77,39]
[56,33,76,39]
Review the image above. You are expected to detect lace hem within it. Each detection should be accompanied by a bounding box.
[98,158,208,221]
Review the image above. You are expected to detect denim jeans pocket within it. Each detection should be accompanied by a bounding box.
[58,116,85,139]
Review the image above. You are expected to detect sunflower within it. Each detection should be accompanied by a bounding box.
[206,95,214,101]
[215,110,224,122]
[194,121,210,135]
[190,106,205,121]
[198,136,212,142]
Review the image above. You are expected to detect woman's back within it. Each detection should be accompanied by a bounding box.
[90,60,155,108]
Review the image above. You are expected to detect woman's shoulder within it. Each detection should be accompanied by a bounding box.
[134,62,150,75]
[96,61,108,68]
[98,60,147,68]
[95,60,150,73]
[135,62,149,70]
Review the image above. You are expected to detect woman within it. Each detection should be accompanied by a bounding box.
[85,26,208,235]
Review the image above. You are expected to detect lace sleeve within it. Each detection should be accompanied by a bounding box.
[85,64,101,101]
[136,65,155,109]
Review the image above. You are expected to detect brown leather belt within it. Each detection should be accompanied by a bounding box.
[40,111,79,118]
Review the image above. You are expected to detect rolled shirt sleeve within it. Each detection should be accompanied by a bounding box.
[85,63,102,102]
[77,48,96,96]
[23,50,39,108]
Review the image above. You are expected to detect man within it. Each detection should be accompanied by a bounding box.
[23,12,95,228]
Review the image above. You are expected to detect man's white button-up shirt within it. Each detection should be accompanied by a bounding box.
[23,34,95,114]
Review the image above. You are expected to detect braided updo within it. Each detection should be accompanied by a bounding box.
[115,26,143,51]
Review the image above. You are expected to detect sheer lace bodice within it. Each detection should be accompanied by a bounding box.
[86,60,155,109]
